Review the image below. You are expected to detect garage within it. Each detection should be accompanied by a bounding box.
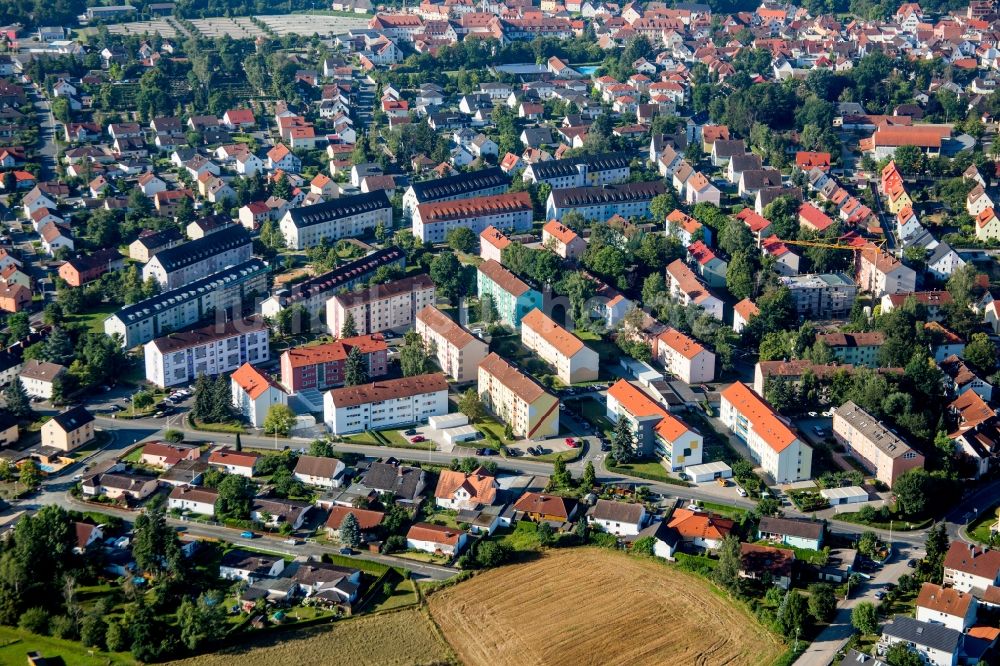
[443,425,481,446]
[820,486,869,506]
[430,413,469,430]
[683,461,733,484]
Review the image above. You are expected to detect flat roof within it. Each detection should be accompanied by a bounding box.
[684,461,732,475]
[819,486,868,499]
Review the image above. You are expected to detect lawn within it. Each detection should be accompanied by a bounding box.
[605,458,684,485]
[475,416,511,445]
[573,396,613,436]
[837,511,933,532]
[121,446,144,463]
[966,503,1000,545]
[496,521,542,552]
[379,429,435,450]
[574,330,622,378]
[371,578,420,613]
[395,550,450,564]
[65,303,120,334]
[697,500,749,521]
[0,625,135,665]
[533,447,584,463]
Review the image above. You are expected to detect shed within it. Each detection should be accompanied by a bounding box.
[443,425,481,446]
[684,461,733,484]
[820,485,868,505]
[430,413,470,429]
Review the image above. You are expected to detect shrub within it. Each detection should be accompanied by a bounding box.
[49,614,78,640]
[18,607,50,635]
[164,429,184,443]
[382,534,406,554]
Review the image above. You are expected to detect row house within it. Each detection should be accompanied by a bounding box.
[412,192,533,244]
[279,191,392,250]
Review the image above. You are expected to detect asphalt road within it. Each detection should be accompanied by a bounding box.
[31,86,58,182]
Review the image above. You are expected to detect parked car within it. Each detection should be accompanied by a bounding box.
[907,558,917,568]
[874,591,885,600]
[240,531,255,539]
[813,426,825,436]
[736,487,748,497]
[410,435,426,443]
[403,429,417,436]
[600,442,611,451]
[565,437,578,447]
[339,547,353,555]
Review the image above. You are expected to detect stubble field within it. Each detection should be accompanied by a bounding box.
[427,548,785,666]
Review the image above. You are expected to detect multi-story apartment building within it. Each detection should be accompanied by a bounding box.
[606,379,703,469]
[105,259,268,349]
[142,225,253,290]
[541,219,586,260]
[546,180,667,222]
[520,308,598,385]
[815,332,885,367]
[326,274,436,336]
[143,317,270,388]
[412,192,533,243]
[402,166,510,220]
[323,373,449,435]
[414,305,488,383]
[779,273,858,319]
[280,334,388,392]
[719,382,813,483]
[857,244,917,298]
[231,362,287,428]
[479,226,510,264]
[478,352,559,439]
[665,259,724,320]
[279,191,392,250]
[831,401,924,487]
[655,327,715,384]
[477,259,543,330]
[260,247,405,324]
[943,542,1000,593]
[522,152,631,188]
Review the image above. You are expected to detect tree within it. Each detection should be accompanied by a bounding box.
[132,505,180,576]
[164,429,184,444]
[858,531,879,557]
[474,540,512,568]
[105,622,128,652]
[550,455,573,489]
[582,461,596,489]
[719,218,754,255]
[340,311,358,338]
[4,378,30,418]
[263,404,296,436]
[446,227,476,253]
[310,439,335,457]
[726,250,758,301]
[649,192,676,222]
[399,330,430,377]
[885,643,923,666]
[458,388,486,422]
[339,512,361,547]
[893,468,929,517]
[131,390,154,412]
[610,415,634,465]
[714,534,742,591]
[19,607,49,634]
[892,145,925,176]
[234,432,242,452]
[537,521,554,545]
[807,583,837,623]
[851,601,879,635]
[964,332,996,374]
[42,327,73,366]
[215,474,255,520]
[776,590,809,639]
[430,251,466,304]
[18,460,41,490]
[80,609,107,649]
[177,591,227,651]
[344,346,368,387]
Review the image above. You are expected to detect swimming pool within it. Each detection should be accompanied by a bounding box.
[578,65,599,76]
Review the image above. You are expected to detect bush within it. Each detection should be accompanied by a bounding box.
[49,614,78,640]
[18,607,50,635]
[382,534,406,554]
[588,531,618,548]
[632,535,656,556]
[105,622,128,652]
[164,429,184,443]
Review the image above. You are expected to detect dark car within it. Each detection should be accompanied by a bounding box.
[404,429,417,436]
[476,448,494,456]
[907,558,917,568]
[339,547,353,555]
[600,441,611,451]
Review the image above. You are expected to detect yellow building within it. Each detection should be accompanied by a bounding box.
[41,406,95,452]
[477,352,559,439]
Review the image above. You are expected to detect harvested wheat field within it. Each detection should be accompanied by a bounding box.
[167,607,455,666]
[428,548,785,666]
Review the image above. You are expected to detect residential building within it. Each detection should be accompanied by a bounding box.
[41,406,95,452]
[943,542,1000,593]
[976,207,1000,241]
[106,259,267,349]
[779,273,858,319]
[58,248,123,287]
[279,191,392,250]
[19,359,65,399]
[208,447,259,477]
[326,274,436,336]
[280,335,388,392]
[415,305,488,383]
[606,379,703,469]
[476,259,543,330]
[816,332,885,367]
[323,373,449,435]
[665,259,723,320]
[219,549,285,583]
[231,363,287,429]
[324,507,384,541]
[361,462,426,504]
[587,499,647,536]
[520,308,598,384]
[168,486,218,517]
[82,471,158,502]
[142,225,253,290]
[140,441,200,469]
[478,352,559,439]
[434,467,498,510]
[293,455,346,489]
[878,616,962,666]
[522,152,630,188]
[864,125,950,159]
[513,492,577,522]
[143,317,269,388]
[655,327,715,384]
[757,516,824,551]
[880,291,953,321]
[733,298,759,334]
[915,583,977,632]
[412,192,532,243]
[687,241,727,288]
[740,543,795,590]
[857,245,917,298]
[128,228,184,263]
[479,226,510,264]
[719,382,812,483]
[251,498,312,530]
[402,167,509,220]
[832,401,925,487]
[940,354,993,401]
[406,522,468,556]
[546,181,666,222]
[666,507,734,550]
[542,219,586,260]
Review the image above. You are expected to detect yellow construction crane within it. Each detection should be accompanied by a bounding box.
[769,237,888,253]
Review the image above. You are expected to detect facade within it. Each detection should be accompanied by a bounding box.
[832,401,924,487]
[655,327,715,384]
[478,352,559,439]
[816,332,885,367]
[41,406,95,452]
[402,167,510,220]
[142,225,253,290]
[520,308,599,384]
[415,305,489,383]
[279,191,392,249]
[915,583,977,632]
[144,318,269,388]
[412,191,532,243]
[327,274,436,336]
[606,379,703,469]
[19,359,65,399]
[168,486,218,517]
[479,226,510,264]
[105,259,268,349]
[943,542,1000,593]
[541,219,587,260]
[280,334,388,392]
[857,245,917,298]
[757,516,824,551]
[546,180,666,221]
[719,382,812,483]
[58,248,124,287]
[878,616,962,666]
[522,152,630,188]
[406,522,468,556]
[665,259,724,320]
[587,499,647,536]
[778,273,858,319]
[207,448,259,477]
[293,455,346,489]
[434,468,498,510]
[476,259,543,330]
[323,373,449,435]
[231,363,288,428]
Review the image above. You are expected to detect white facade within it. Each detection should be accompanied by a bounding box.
[231,374,287,429]
[168,489,216,517]
[520,308,598,385]
[327,276,436,337]
[323,375,449,435]
[278,193,392,250]
[415,305,489,383]
[655,329,715,384]
[411,193,533,244]
[143,323,270,388]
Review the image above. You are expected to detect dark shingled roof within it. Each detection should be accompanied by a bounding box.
[149,224,250,273]
[362,462,426,500]
[758,516,824,540]
[275,248,404,307]
[49,405,94,432]
[408,167,509,203]
[529,152,630,180]
[551,181,666,208]
[881,616,962,654]
[286,191,391,230]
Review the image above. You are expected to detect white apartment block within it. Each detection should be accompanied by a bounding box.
[655,327,715,384]
[520,308,598,385]
[327,274,436,336]
[415,305,489,383]
[279,191,392,250]
[141,225,252,290]
[323,373,449,435]
[478,352,559,439]
[412,192,533,244]
[719,382,812,483]
[143,317,270,388]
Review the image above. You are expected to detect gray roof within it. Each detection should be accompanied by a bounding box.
[149,224,250,273]
[833,401,917,460]
[273,248,404,307]
[758,516,823,540]
[220,548,283,574]
[286,191,390,230]
[50,405,94,432]
[927,240,959,266]
[589,499,645,524]
[881,616,962,654]
[362,462,425,500]
[529,152,630,180]
[551,181,666,208]
[408,167,509,203]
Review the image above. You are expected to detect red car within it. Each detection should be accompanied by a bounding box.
[565,438,579,448]
[410,435,426,443]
